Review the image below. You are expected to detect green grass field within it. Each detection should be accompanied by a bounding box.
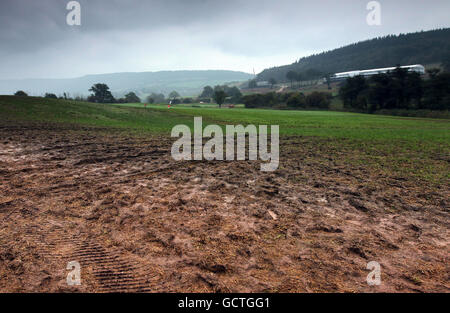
[1,95,449,183]
[111,101,449,144]
[1,96,448,142]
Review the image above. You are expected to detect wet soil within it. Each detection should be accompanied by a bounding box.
[0,122,448,292]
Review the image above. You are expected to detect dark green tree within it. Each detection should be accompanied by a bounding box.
[405,72,423,108]
[169,91,180,100]
[286,92,306,108]
[306,92,331,109]
[423,72,450,110]
[124,92,141,103]
[369,74,391,110]
[339,76,369,109]
[225,86,242,103]
[147,93,165,103]
[325,74,332,90]
[340,69,448,112]
[213,90,227,108]
[386,67,407,109]
[14,90,28,96]
[200,86,214,98]
[88,83,115,103]
[45,93,57,99]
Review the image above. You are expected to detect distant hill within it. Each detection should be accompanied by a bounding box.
[257,28,450,82]
[0,70,253,98]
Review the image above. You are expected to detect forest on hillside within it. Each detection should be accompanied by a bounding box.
[257,28,450,83]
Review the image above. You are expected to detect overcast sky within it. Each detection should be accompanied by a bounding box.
[0,0,449,79]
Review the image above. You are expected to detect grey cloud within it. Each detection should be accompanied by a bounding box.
[0,0,449,79]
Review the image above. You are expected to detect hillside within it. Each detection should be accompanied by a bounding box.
[0,70,253,98]
[257,28,450,82]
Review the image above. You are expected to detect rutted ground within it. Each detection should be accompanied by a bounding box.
[0,122,448,292]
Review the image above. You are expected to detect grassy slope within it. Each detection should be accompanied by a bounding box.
[112,102,449,142]
[2,96,448,141]
[0,96,450,139]
[0,96,194,134]
[1,96,448,183]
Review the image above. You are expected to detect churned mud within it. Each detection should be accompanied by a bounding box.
[0,122,448,292]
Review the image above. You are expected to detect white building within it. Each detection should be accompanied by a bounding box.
[331,64,425,81]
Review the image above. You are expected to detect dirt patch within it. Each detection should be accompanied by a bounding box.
[0,122,448,292]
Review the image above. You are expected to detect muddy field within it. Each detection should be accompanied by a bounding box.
[0,122,448,293]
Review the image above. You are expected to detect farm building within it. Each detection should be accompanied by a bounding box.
[331,64,425,81]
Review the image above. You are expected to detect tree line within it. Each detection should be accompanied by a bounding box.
[13,67,448,115]
[242,91,332,110]
[145,85,243,107]
[13,83,243,108]
[13,84,143,104]
[339,67,450,112]
[198,85,243,107]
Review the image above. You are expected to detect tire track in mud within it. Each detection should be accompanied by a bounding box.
[21,222,157,292]
[0,132,172,292]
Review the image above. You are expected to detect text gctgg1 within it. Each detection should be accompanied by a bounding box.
[223,297,270,309]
